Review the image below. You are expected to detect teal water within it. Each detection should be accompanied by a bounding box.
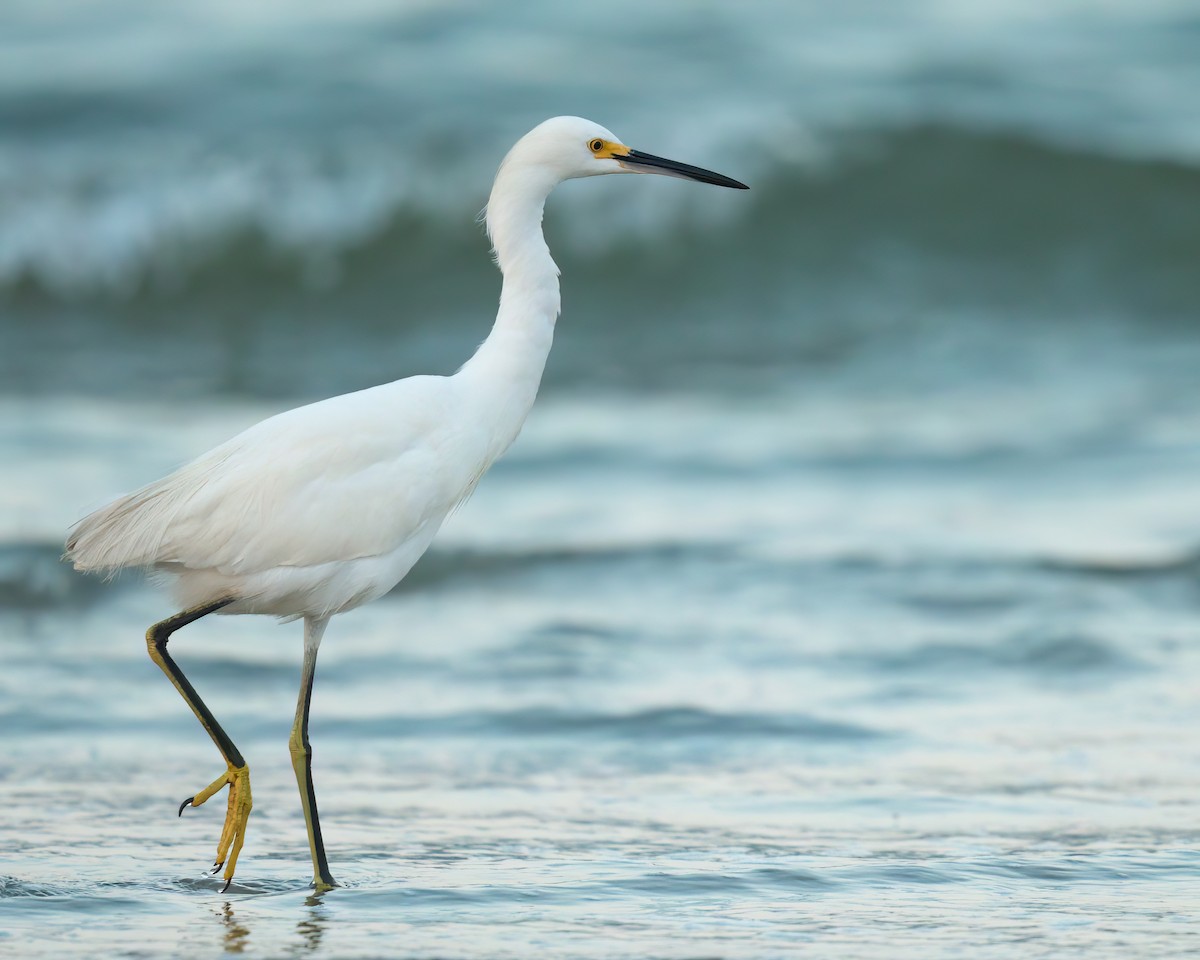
[3,1,1200,957]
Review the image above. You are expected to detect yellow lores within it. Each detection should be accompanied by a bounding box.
[589,138,631,159]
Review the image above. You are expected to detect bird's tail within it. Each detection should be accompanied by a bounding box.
[65,479,184,574]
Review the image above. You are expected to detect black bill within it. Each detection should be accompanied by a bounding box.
[618,149,749,189]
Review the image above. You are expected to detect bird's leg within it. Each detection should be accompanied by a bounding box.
[146,597,252,892]
[289,616,337,891]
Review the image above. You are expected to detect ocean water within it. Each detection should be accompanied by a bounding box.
[3,1,1200,957]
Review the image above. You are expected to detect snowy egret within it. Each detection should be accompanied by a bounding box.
[66,116,748,892]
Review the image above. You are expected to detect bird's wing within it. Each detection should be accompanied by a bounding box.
[67,376,475,575]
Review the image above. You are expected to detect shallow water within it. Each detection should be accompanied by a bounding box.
[5,387,1200,957]
[4,0,1200,957]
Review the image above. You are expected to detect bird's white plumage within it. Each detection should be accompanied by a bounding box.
[67,116,743,621]
[66,118,608,618]
[70,377,466,616]
[64,116,747,889]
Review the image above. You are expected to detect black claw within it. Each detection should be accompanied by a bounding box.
[178,797,195,817]
[221,878,232,894]
[210,861,225,875]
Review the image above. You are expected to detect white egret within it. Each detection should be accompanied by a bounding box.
[66,116,748,892]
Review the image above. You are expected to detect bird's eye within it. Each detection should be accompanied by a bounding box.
[589,139,604,153]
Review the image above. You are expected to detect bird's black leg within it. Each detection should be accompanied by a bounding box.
[290,616,337,891]
[146,597,252,891]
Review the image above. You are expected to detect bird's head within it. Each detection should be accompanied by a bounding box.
[502,116,748,190]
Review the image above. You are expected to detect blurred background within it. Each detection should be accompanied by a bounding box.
[3,1,1199,957]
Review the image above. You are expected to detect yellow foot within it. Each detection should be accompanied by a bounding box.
[178,763,253,892]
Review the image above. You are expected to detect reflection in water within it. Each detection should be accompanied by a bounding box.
[293,891,329,954]
[213,890,329,955]
[218,901,250,954]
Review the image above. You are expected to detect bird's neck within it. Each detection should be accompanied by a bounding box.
[457,163,562,452]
